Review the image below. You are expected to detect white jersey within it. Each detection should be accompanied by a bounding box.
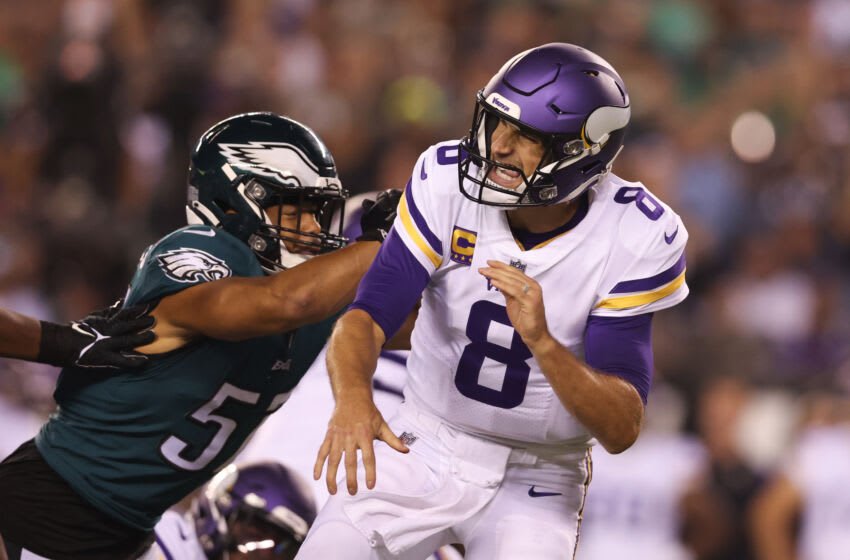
[395,141,688,448]
[149,510,207,560]
[577,432,705,560]
[785,424,850,560]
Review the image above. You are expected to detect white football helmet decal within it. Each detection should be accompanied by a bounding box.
[217,142,320,187]
[157,248,232,283]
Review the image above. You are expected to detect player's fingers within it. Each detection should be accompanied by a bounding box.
[112,353,150,369]
[484,259,538,282]
[325,437,344,495]
[325,455,341,495]
[360,436,378,490]
[103,314,156,337]
[325,430,342,494]
[482,276,524,300]
[343,434,360,495]
[379,423,410,454]
[313,434,333,481]
[104,331,156,352]
[484,260,535,283]
[485,259,527,274]
[480,267,540,300]
[112,303,154,322]
[478,266,523,286]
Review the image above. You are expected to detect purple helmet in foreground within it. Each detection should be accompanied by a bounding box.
[459,42,631,207]
[193,461,317,559]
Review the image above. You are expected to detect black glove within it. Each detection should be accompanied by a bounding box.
[37,301,156,369]
[356,188,403,243]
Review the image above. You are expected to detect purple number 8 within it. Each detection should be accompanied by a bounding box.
[613,186,664,221]
[454,300,532,409]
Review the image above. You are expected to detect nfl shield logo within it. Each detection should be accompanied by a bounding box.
[510,259,527,273]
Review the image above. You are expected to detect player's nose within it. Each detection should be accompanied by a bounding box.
[491,129,518,157]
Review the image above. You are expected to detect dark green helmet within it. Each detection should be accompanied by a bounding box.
[186,112,348,272]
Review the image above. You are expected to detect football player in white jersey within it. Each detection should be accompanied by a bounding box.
[751,394,850,560]
[301,42,689,559]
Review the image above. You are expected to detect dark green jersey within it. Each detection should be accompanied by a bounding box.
[35,225,334,531]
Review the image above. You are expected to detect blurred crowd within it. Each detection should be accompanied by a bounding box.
[0,0,849,558]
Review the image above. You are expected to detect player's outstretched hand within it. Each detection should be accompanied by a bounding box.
[478,260,550,347]
[356,188,403,243]
[313,395,409,495]
[38,301,156,370]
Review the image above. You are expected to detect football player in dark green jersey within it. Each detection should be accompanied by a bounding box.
[0,112,401,560]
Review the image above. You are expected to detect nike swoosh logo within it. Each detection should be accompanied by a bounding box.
[420,161,428,180]
[664,225,679,244]
[186,228,216,237]
[528,486,562,498]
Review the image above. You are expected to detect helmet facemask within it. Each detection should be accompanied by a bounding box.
[223,503,305,558]
[187,164,348,274]
[459,93,621,208]
[240,176,347,272]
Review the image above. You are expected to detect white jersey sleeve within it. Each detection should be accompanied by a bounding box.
[591,181,688,317]
[393,142,463,274]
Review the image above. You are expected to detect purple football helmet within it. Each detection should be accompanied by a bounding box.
[458,43,631,207]
[193,461,317,559]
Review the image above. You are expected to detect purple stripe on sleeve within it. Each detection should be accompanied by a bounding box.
[609,252,686,294]
[349,227,430,341]
[404,179,443,255]
[584,313,654,404]
[155,535,175,560]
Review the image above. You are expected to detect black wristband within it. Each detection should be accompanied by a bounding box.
[37,320,77,367]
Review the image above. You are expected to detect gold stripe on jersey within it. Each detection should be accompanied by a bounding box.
[399,194,442,268]
[511,225,577,252]
[527,229,573,251]
[595,270,686,310]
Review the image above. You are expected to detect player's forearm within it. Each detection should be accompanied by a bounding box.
[326,309,385,404]
[157,241,380,343]
[266,241,381,326]
[172,241,381,341]
[0,308,41,360]
[528,333,643,453]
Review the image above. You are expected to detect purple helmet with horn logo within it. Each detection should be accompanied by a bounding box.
[459,43,631,207]
[192,461,317,559]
